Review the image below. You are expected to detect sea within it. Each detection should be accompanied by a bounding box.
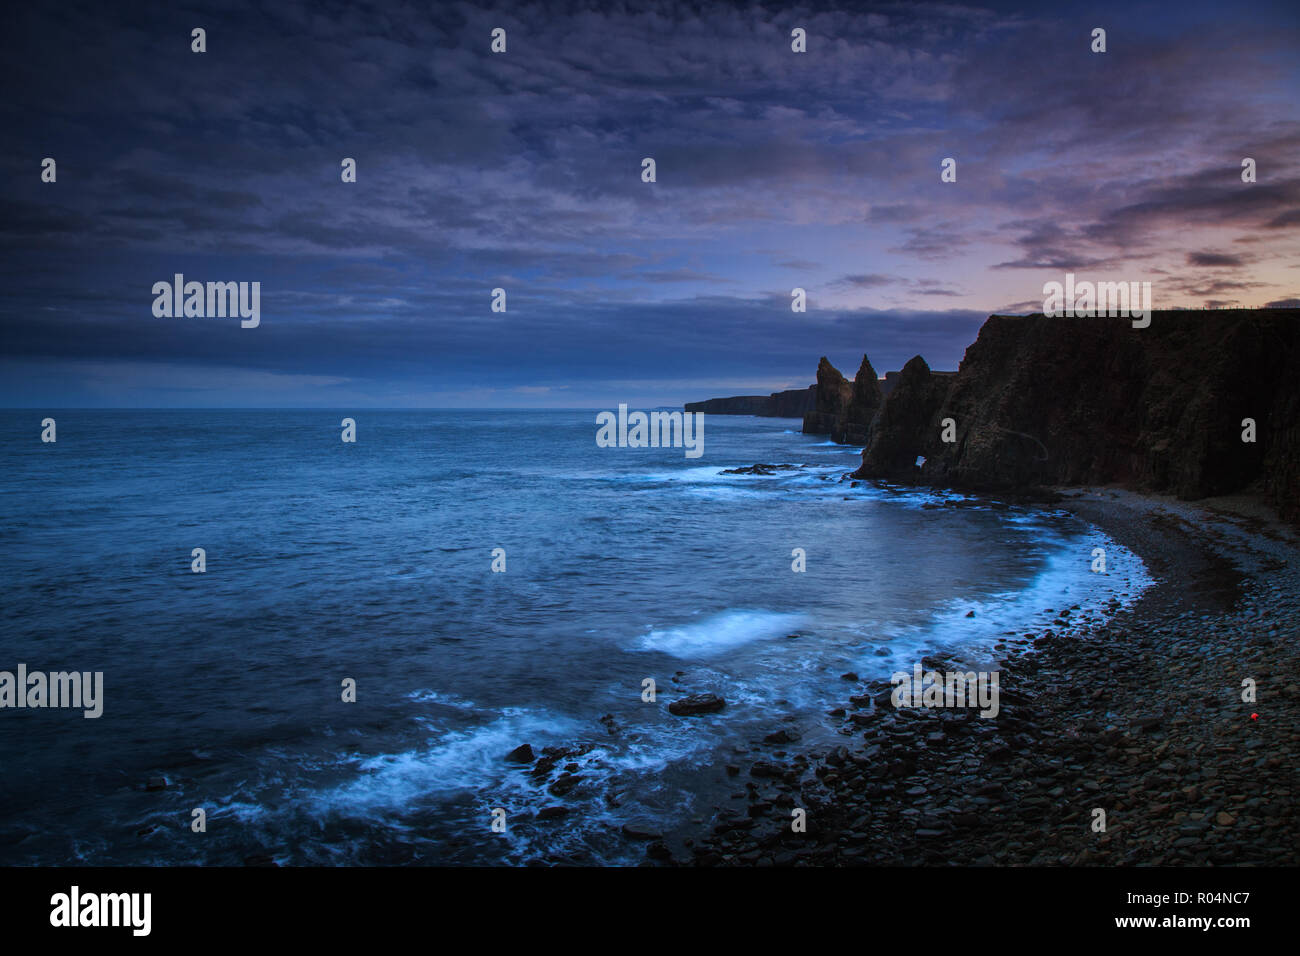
[0,409,1151,865]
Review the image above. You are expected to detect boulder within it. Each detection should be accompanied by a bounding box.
[505,743,535,763]
[667,693,726,716]
[621,820,663,840]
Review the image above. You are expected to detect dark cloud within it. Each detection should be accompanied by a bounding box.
[1,0,1296,406]
[1188,251,1247,267]
[834,274,895,289]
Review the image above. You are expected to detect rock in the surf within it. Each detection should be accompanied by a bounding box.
[668,693,726,716]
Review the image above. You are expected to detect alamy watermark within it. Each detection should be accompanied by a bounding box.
[0,664,103,718]
[891,664,999,718]
[596,404,704,459]
[152,274,260,328]
[1042,273,1151,328]
[50,886,150,936]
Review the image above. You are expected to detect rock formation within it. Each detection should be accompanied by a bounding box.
[831,354,885,446]
[801,357,853,435]
[768,386,818,418]
[853,309,1300,522]
[881,369,957,397]
[856,355,951,478]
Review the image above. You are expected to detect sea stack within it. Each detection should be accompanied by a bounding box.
[801,357,853,435]
[831,354,885,446]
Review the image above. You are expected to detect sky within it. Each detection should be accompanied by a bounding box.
[2,0,1298,408]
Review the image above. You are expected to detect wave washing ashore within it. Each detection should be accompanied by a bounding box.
[0,410,1206,866]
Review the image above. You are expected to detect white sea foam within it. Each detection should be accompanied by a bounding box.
[633,609,809,658]
[303,709,575,817]
[682,486,767,501]
[405,689,477,708]
[618,466,731,483]
[863,529,1154,674]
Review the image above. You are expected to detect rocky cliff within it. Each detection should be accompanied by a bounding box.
[685,386,816,417]
[856,354,951,477]
[881,369,957,397]
[768,386,818,418]
[853,309,1300,522]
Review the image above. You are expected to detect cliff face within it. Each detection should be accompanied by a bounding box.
[831,355,885,446]
[683,395,769,415]
[854,310,1300,521]
[768,386,818,418]
[882,369,956,397]
[801,357,853,435]
[685,386,815,417]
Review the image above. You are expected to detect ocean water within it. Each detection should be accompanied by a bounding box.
[0,410,1151,865]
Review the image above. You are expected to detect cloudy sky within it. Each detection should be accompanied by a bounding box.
[2,0,1298,407]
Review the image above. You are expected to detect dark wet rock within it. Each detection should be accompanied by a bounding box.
[668,693,726,716]
[145,776,168,791]
[722,463,802,475]
[622,820,663,840]
[888,759,917,778]
[505,743,535,763]
[764,729,801,745]
[548,774,581,797]
[530,754,560,777]
[825,747,849,767]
